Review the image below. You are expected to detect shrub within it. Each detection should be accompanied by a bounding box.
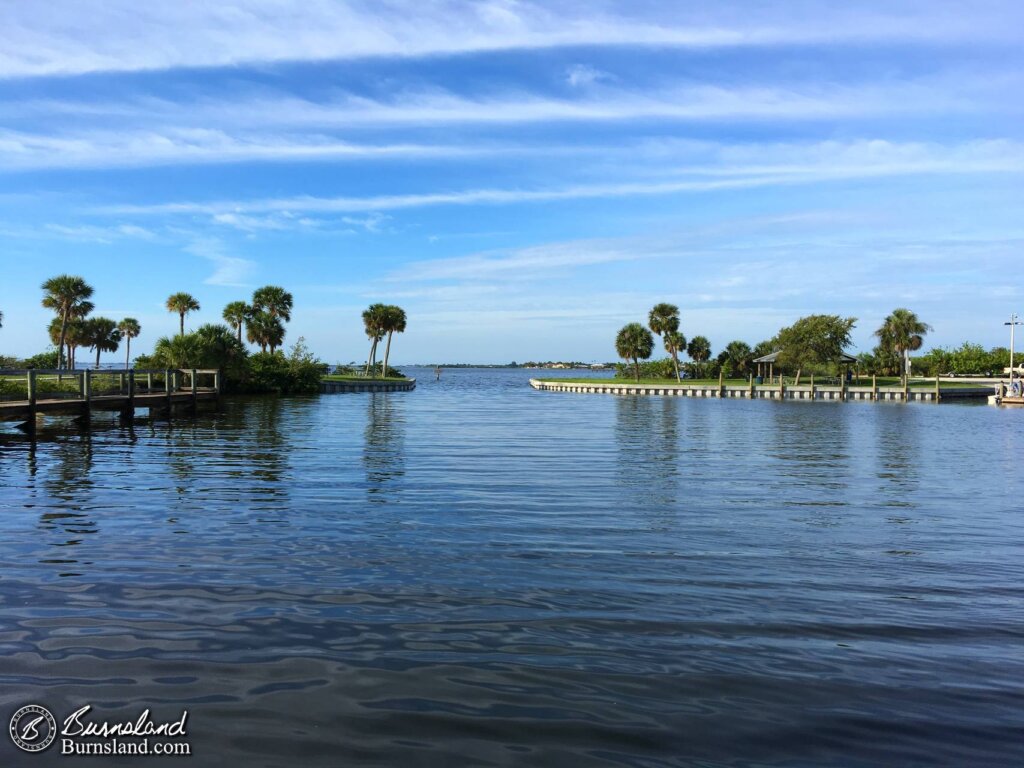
[614,358,676,379]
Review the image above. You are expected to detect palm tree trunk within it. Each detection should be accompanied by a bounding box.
[672,351,681,382]
[383,332,393,378]
[236,324,242,343]
[125,338,131,370]
[365,340,375,376]
[179,312,185,336]
[634,357,640,383]
[57,314,69,370]
[371,338,379,378]
[95,347,101,368]
[794,368,802,386]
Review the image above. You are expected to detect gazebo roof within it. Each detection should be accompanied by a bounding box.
[753,350,858,364]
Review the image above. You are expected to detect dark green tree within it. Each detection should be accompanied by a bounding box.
[615,322,655,382]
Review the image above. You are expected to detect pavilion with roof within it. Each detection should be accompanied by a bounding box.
[752,350,858,381]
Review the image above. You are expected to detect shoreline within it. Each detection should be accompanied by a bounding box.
[529,378,992,402]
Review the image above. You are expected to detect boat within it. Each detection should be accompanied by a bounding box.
[990,378,1024,405]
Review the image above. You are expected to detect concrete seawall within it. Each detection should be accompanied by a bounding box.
[529,379,991,403]
[321,378,416,394]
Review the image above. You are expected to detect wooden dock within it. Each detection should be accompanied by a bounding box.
[0,368,221,431]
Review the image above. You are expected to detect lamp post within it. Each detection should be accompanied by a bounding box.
[1006,313,1022,379]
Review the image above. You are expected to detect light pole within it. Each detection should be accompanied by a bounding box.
[1006,313,1022,379]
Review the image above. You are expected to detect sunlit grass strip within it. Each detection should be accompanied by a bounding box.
[322,374,411,382]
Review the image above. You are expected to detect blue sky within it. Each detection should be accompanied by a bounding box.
[1,0,1022,364]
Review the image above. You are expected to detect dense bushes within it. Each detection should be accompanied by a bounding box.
[243,340,328,394]
[135,329,327,394]
[614,358,676,380]
[912,344,1010,376]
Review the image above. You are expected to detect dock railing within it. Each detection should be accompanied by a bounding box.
[0,369,221,404]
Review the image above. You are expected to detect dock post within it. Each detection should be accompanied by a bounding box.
[147,372,153,392]
[25,369,38,431]
[779,376,785,400]
[749,374,754,399]
[872,375,878,401]
[718,369,724,398]
[904,377,909,402]
[214,369,222,398]
[190,369,198,414]
[935,374,941,403]
[123,370,135,421]
[810,373,815,400]
[165,369,173,414]
[83,369,92,404]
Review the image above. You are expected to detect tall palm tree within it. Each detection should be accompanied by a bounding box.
[66,320,88,369]
[362,303,389,377]
[166,292,200,336]
[648,303,682,382]
[615,323,655,383]
[663,330,686,382]
[222,301,250,343]
[84,317,121,368]
[251,286,293,322]
[245,311,284,353]
[118,317,141,369]
[381,305,407,377]
[875,309,931,384]
[41,274,94,369]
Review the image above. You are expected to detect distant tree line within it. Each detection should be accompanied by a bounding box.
[612,305,945,383]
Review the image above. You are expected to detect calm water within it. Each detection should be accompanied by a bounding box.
[1,367,1022,767]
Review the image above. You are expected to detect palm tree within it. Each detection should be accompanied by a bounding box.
[245,311,285,353]
[41,274,94,369]
[166,292,200,336]
[381,305,407,377]
[648,303,681,382]
[687,335,711,362]
[251,286,293,322]
[153,334,202,369]
[195,323,247,375]
[723,340,753,378]
[875,309,931,384]
[663,330,686,382]
[222,301,250,343]
[615,322,655,382]
[84,317,121,368]
[118,318,141,369]
[362,303,388,377]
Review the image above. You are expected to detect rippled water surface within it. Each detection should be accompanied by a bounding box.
[2,368,1023,766]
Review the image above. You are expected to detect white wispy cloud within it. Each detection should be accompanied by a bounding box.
[34,222,157,243]
[184,238,256,287]
[565,64,611,87]
[1,1,1018,79]
[0,128,478,171]
[92,140,1024,217]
